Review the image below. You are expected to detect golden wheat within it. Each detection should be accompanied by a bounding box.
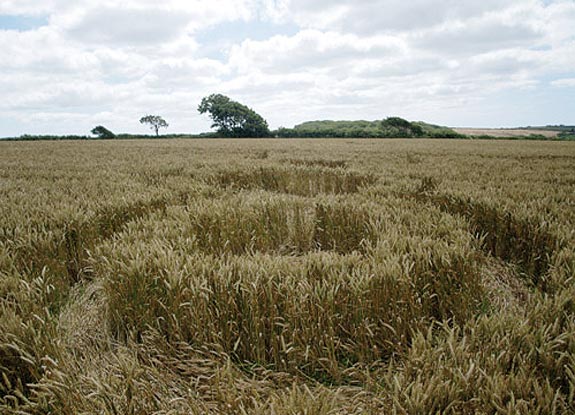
[0,138,574,413]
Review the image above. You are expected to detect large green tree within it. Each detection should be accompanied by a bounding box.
[91,125,116,139]
[198,94,270,138]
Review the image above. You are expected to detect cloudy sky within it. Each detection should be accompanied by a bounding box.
[1,0,574,136]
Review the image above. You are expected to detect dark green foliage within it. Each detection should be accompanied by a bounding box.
[9,134,92,140]
[381,117,424,137]
[275,120,382,138]
[558,130,575,140]
[412,122,465,138]
[198,94,270,138]
[386,117,424,137]
[139,115,169,137]
[470,134,556,141]
[521,124,575,132]
[274,119,462,138]
[91,125,116,139]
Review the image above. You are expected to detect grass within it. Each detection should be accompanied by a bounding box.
[0,138,574,413]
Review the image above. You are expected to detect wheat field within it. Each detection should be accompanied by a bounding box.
[1,138,574,414]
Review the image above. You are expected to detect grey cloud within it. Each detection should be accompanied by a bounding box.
[353,56,455,78]
[67,7,191,46]
[288,0,519,33]
[144,59,228,91]
[414,20,542,55]
[5,80,122,111]
[467,53,542,76]
[227,76,315,98]
[260,44,394,73]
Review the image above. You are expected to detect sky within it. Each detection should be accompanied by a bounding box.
[0,0,574,137]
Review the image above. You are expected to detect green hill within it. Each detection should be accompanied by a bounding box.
[274,118,464,138]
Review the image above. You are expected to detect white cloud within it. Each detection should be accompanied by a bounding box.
[229,30,406,74]
[412,18,542,56]
[0,0,574,136]
[0,0,54,15]
[64,7,192,46]
[551,78,575,87]
[278,0,522,33]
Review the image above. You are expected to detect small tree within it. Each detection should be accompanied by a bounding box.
[91,125,116,139]
[139,115,169,137]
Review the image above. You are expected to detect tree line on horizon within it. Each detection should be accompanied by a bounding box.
[92,94,460,139]
[5,93,574,140]
[90,94,271,139]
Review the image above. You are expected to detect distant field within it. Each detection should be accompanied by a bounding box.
[454,128,560,137]
[1,139,574,414]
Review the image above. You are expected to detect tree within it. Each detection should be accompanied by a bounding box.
[91,125,116,139]
[140,115,168,137]
[381,117,424,137]
[198,94,270,138]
